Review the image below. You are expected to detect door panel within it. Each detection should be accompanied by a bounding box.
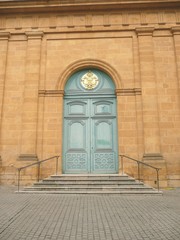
[93,100,113,115]
[95,120,112,149]
[64,99,89,173]
[69,121,85,149]
[92,119,117,173]
[64,119,89,173]
[63,98,118,173]
[67,100,87,116]
[91,99,117,173]
[93,153,116,172]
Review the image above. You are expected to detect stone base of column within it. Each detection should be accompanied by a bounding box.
[0,155,2,184]
[18,154,38,161]
[142,153,167,188]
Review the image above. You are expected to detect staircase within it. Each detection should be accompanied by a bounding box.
[18,174,162,194]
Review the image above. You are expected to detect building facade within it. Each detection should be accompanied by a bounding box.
[0,0,180,188]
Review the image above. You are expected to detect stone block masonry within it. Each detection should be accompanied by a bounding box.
[0,0,179,187]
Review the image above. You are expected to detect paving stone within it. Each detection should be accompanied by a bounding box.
[0,186,179,240]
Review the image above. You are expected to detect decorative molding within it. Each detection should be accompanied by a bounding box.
[116,88,141,96]
[171,26,180,35]
[18,154,38,161]
[140,13,148,25]
[122,13,129,26]
[32,16,39,29]
[0,17,6,30]
[67,16,74,28]
[85,15,92,27]
[176,11,180,24]
[39,90,64,97]
[57,58,122,90]
[49,16,57,29]
[25,31,43,39]
[136,27,154,36]
[158,12,165,25]
[15,17,22,30]
[143,153,163,161]
[0,1,180,15]
[153,30,172,37]
[0,32,11,40]
[0,12,178,33]
[103,14,110,27]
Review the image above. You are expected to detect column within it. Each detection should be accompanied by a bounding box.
[136,27,163,161]
[170,27,180,186]
[19,31,43,161]
[0,32,10,158]
[171,27,180,96]
[132,34,144,158]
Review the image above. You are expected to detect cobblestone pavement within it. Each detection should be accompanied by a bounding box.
[0,186,180,240]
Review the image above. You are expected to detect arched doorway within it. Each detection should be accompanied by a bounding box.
[63,68,118,174]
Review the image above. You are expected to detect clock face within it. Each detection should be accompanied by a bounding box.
[81,71,99,90]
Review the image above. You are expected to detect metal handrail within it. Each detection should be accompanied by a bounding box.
[17,156,60,192]
[119,154,161,191]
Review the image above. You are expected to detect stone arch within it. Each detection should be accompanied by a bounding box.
[56,59,122,91]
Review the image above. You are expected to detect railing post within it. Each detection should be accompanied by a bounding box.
[37,163,40,182]
[56,156,58,175]
[118,155,161,191]
[156,168,160,192]
[137,162,140,182]
[121,155,124,175]
[18,168,21,192]
[16,156,60,191]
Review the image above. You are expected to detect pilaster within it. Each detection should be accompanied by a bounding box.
[0,32,10,153]
[136,27,163,161]
[19,31,43,161]
[132,33,144,158]
[171,27,180,98]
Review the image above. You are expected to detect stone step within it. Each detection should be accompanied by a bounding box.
[17,174,162,195]
[23,186,153,191]
[17,190,162,195]
[38,180,141,185]
[43,178,134,181]
[51,174,124,177]
[42,180,137,184]
[34,183,144,187]
[49,175,131,181]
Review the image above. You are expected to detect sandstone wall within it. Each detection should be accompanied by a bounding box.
[0,8,179,187]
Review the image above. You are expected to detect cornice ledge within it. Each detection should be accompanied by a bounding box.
[18,154,38,161]
[1,1,180,14]
[39,90,64,97]
[135,27,154,36]
[25,31,44,39]
[0,32,11,40]
[171,26,180,35]
[143,153,164,161]
[116,88,141,96]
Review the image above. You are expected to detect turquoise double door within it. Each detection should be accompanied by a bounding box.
[63,69,118,174]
